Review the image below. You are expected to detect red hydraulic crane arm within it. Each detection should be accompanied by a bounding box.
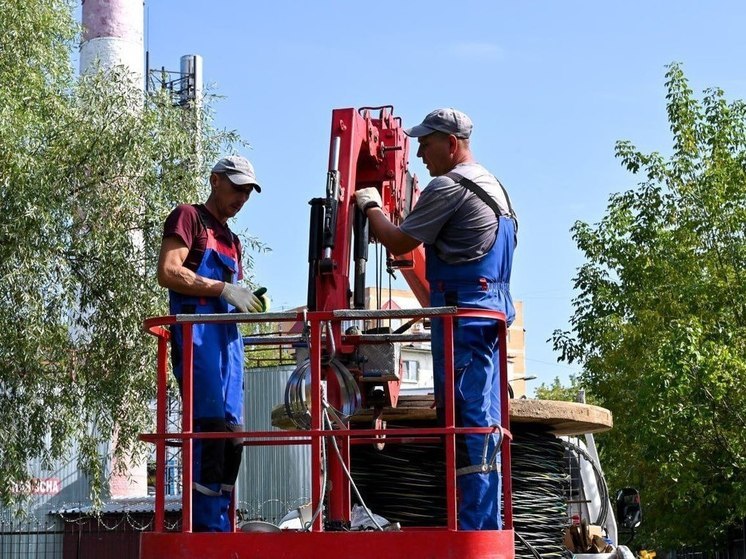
[303,106,430,525]
[307,106,429,333]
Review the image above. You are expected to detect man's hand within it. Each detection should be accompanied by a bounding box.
[354,187,382,212]
[220,283,263,313]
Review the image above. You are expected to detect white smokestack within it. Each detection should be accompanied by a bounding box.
[80,0,144,89]
[79,1,147,499]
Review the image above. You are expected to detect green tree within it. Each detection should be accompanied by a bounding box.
[0,0,262,507]
[534,374,593,403]
[553,64,746,549]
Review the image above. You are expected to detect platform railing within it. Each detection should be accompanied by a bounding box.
[140,306,513,534]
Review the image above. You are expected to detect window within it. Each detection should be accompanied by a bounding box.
[402,360,419,382]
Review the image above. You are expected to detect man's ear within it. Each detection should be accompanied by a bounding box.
[449,134,459,155]
[209,172,218,189]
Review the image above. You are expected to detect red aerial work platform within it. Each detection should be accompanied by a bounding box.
[139,106,515,558]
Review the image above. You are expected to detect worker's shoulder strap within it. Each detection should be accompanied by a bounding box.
[193,204,241,260]
[194,204,239,244]
[445,171,517,220]
[193,204,211,232]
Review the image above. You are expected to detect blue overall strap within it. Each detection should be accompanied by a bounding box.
[445,171,517,219]
[445,171,518,245]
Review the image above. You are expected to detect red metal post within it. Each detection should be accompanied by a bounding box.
[443,315,458,531]
[309,317,323,532]
[155,334,168,532]
[499,319,513,529]
[325,358,350,521]
[181,323,194,533]
[230,491,236,532]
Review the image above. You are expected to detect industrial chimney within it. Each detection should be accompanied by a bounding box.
[79,0,148,499]
[80,0,144,89]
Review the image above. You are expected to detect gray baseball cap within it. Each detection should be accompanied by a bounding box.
[404,108,473,139]
[212,155,262,192]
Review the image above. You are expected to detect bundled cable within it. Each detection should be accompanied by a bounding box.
[350,421,447,526]
[351,420,576,559]
[511,427,573,559]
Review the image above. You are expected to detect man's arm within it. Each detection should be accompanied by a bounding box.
[365,207,421,256]
[157,235,224,297]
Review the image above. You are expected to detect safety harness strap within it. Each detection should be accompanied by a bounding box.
[446,172,519,243]
[455,425,504,477]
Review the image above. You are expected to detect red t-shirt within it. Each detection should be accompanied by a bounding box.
[162,204,244,279]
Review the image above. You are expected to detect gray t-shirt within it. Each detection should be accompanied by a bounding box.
[400,162,513,264]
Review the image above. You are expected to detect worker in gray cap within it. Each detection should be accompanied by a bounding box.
[157,154,269,532]
[355,108,517,531]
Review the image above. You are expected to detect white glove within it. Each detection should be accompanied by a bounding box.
[220,283,263,313]
[354,187,382,212]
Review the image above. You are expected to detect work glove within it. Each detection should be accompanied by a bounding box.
[220,283,263,313]
[354,187,382,212]
[253,287,271,312]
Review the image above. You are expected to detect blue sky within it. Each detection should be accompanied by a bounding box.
[143,0,746,391]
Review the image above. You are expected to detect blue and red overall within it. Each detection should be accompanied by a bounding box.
[428,215,516,531]
[168,206,245,532]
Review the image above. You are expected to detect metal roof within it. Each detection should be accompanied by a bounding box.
[53,495,182,515]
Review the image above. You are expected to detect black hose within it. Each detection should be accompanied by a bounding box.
[561,438,610,526]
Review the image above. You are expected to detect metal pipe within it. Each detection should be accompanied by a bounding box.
[309,319,323,531]
[307,198,325,310]
[179,54,203,106]
[322,170,340,258]
[154,336,167,532]
[331,136,341,171]
[499,319,514,530]
[181,324,194,533]
[80,0,144,88]
[443,316,457,531]
[321,137,342,261]
[353,206,369,309]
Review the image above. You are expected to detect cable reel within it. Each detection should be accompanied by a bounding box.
[284,357,361,430]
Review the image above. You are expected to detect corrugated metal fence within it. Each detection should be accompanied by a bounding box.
[238,364,311,523]
[0,517,63,559]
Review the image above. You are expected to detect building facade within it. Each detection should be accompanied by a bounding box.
[361,287,528,397]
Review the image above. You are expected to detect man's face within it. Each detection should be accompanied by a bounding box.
[416,132,454,177]
[212,173,253,219]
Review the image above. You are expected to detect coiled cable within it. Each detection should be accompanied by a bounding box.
[285,357,361,429]
[512,427,573,559]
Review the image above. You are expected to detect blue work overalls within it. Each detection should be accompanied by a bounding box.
[428,215,516,531]
[169,207,245,532]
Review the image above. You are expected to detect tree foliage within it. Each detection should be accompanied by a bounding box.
[553,64,746,549]
[534,374,595,404]
[0,0,260,507]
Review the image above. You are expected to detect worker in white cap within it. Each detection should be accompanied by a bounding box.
[157,155,269,532]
